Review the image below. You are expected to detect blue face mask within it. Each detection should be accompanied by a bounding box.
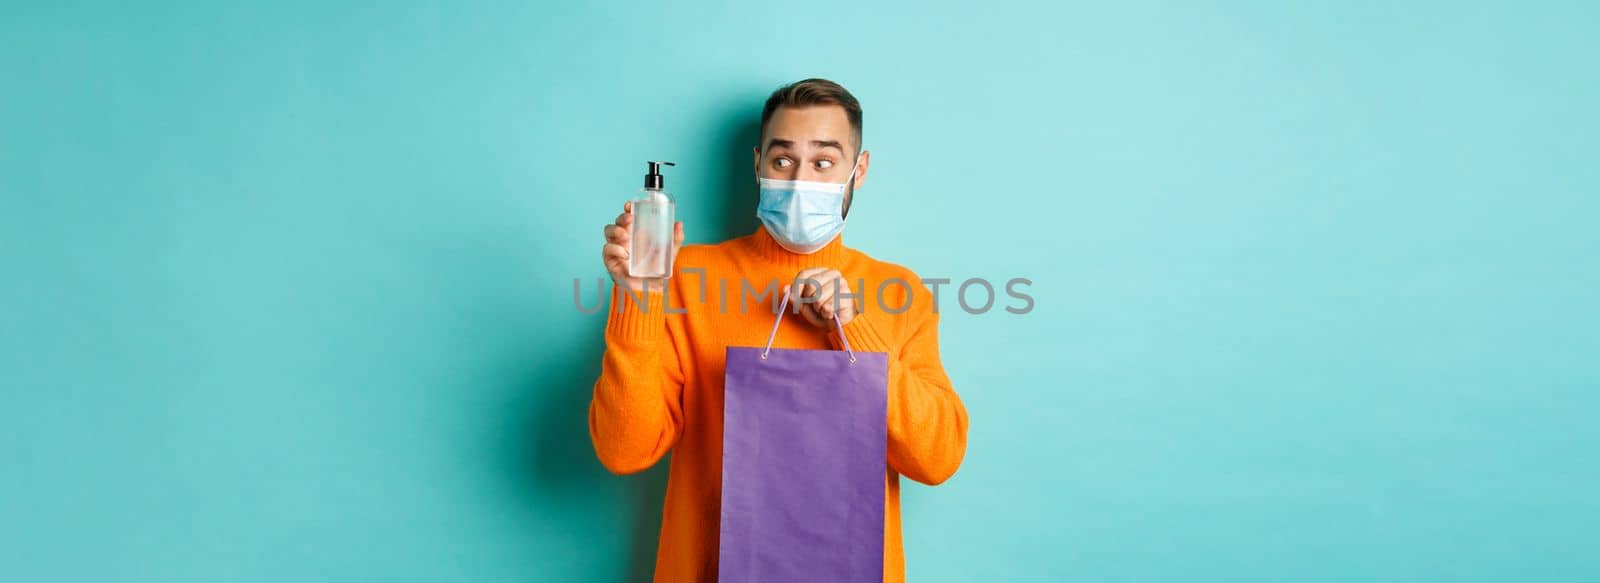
[756,153,862,254]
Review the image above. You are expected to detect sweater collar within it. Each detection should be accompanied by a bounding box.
[748,224,850,271]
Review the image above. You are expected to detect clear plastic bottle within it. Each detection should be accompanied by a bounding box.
[628,161,676,279]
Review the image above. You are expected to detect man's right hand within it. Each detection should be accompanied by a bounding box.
[602,201,684,295]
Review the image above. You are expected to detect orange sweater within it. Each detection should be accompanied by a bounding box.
[589,226,969,583]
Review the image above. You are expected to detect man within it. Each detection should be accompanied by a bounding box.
[591,78,969,582]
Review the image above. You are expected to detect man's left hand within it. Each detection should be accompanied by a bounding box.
[791,267,856,328]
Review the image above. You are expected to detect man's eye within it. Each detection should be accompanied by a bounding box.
[816,160,834,169]
[774,158,792,168]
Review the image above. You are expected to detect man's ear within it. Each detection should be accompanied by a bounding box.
[752,146,762,178]
[853,150,871,190]
[842,150,869,220]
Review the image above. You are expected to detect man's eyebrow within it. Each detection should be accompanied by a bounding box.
[763,138,846,153]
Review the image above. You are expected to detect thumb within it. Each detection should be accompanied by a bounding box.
[670,221,685,258]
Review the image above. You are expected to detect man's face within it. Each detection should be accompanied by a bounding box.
[754,105,870,217]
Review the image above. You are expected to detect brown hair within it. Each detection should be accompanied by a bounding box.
[759,78,863,152]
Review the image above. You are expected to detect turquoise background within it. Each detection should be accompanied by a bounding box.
[4,1,1597,581]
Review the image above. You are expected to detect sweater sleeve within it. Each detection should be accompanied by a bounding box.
[829,288,969,486]
[588,284,687,475]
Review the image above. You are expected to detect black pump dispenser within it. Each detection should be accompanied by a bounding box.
[645,161,675,189]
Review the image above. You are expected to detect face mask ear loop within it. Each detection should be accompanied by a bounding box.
[845,150,863,190]
[837,150,863,221]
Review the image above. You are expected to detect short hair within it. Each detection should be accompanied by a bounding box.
[759,78,863,153]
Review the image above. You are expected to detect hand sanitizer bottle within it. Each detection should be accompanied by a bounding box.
[628,161,676,279]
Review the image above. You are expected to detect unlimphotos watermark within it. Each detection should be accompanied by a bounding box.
[572,268,1033,316]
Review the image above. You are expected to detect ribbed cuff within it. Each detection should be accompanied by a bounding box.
[830,308,895,354]
[606,285,667,346]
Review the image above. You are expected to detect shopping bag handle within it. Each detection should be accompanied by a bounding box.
[762,289,856,364]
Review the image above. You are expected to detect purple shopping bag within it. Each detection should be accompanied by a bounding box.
[719,291,889,583]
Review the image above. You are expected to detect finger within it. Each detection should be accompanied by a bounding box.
[810,270,843,315]
[826,271,852,319]
[836,301,857,324]
[603,243,628,263]
[798,277,824,304]
[615,211,633,228]
[606,224,630,246]
[798,301,826,328]
[668,221,684,260]
[792,268,824,300]
[814,283,837,319]
[837,281,857,318]
[821,289,851,321]
[623,200,632,214]
[790,274,808,303]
